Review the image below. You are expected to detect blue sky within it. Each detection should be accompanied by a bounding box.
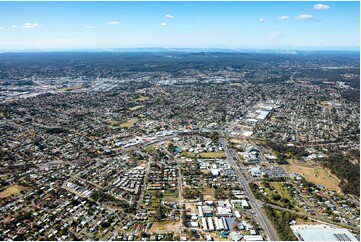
[0,1,359,50]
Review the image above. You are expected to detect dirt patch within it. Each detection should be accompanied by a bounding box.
[201,188,215,200]
[229,139,242,144]
[135,96,149,102]
[108,118,138,128]
[0,185,25,198]
[129,105,145,111]
[209,232,220,241]
[185,203,197,214]
[163,195,178,203]
[150,221,180,231]
[137,160,148,167]
[120,118,138,128]
[199,152,226,158]
[284,164,341,192]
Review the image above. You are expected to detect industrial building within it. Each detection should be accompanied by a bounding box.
[292,225,358,241]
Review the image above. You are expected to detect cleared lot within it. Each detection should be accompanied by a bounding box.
[199,152,226,158]
[0,185,25,198]
[283,164,340,192]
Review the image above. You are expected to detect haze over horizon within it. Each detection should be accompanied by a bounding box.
[0,2,360,241]
[0,1,359,51]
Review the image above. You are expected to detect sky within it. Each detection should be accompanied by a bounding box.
[0,1,359,51]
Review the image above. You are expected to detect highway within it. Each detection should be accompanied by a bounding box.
[219,131,279,241]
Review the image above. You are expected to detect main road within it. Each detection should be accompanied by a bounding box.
[219,131,279,241]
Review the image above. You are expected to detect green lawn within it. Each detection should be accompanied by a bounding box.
[271,182,292,200]
[164,190,178,197]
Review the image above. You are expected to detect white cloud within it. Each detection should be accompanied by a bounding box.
[12,25,17,29]
[86,25,95,29]
[278,16,289,20]
[0,27,4,30]
[295,14,313,20]
[313,4,331,10]
[107,21,119,25]
[23,23,41,29]
[259,18,265,22]
[160,22,167,26]
[165,14,175,18]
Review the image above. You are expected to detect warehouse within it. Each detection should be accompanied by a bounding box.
[292,225,358,241]
[201,217,208,231]
[207,217,214,231]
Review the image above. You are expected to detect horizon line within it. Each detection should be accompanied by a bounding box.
[0,47,360,54]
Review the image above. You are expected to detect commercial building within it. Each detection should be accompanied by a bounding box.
[292,225,358,241]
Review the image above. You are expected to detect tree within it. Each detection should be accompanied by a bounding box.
[155,206,164,221]
[182,210,187,226]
